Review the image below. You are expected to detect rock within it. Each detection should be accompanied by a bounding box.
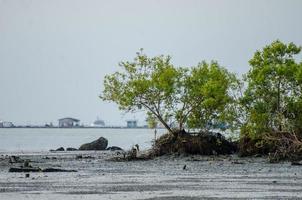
[106,146,123,151]
[291,161,302,166]
[76,155,94,159]
[79,137,108,150]
[55,147,65,151]
[50,147,65,152]
[66,147,77,151]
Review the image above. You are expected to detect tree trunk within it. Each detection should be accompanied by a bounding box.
[157,117,176,136]
[277,79,282,132]
[140,103,178,137]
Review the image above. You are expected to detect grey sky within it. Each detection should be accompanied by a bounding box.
[0,0,302,126]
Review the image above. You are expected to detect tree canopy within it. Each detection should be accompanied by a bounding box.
[241,40,302,138]
[101,50,239,136]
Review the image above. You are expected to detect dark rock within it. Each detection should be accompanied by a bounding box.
[106,146,123,151]
[291,161,302,166]
[231,160,244,164]
[66,147,78,151]
[76,155,94,159]
[79,137,108,150]
[43,156,56,160]
[56,147,65,151]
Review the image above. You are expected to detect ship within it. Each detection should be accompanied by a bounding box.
[91,117,105,127]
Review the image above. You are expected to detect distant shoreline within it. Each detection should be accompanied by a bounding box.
[0,126,165,129]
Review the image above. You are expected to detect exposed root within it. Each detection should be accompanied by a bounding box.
[264,131,302,162]
[152,131,237,156]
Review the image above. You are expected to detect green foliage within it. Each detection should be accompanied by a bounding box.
[101,50,239,135]
[241,40,302,139]
[185,61,241,131]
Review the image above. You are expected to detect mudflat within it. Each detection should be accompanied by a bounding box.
[0,151,301,200]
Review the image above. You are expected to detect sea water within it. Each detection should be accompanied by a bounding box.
[0,128,166,152]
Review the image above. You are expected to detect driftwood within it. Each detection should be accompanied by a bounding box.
[42,168,77,172]
[9,156,24,163]
[9,167,77,173]
[9,167,41,172]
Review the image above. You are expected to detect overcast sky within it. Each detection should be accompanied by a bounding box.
[0,0,302,126]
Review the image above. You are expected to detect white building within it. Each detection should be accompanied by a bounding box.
[58,117,80,128]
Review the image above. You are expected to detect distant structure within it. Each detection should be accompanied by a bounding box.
[91,117,105,127]
[44,122,54,128]
[126,120,137,128]
[0,121,14,128]
[58,117,80,128]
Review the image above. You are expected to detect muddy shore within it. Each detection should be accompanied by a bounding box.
[0,151,302,199]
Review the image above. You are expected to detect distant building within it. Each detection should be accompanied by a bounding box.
[91,117,105,127]
[58,117,80,128]
[126,120,137,128]
[0,121,14,128]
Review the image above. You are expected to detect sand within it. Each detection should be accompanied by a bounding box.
[0,151,302,200]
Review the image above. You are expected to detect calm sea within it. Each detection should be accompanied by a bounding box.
[0,128,166,152]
